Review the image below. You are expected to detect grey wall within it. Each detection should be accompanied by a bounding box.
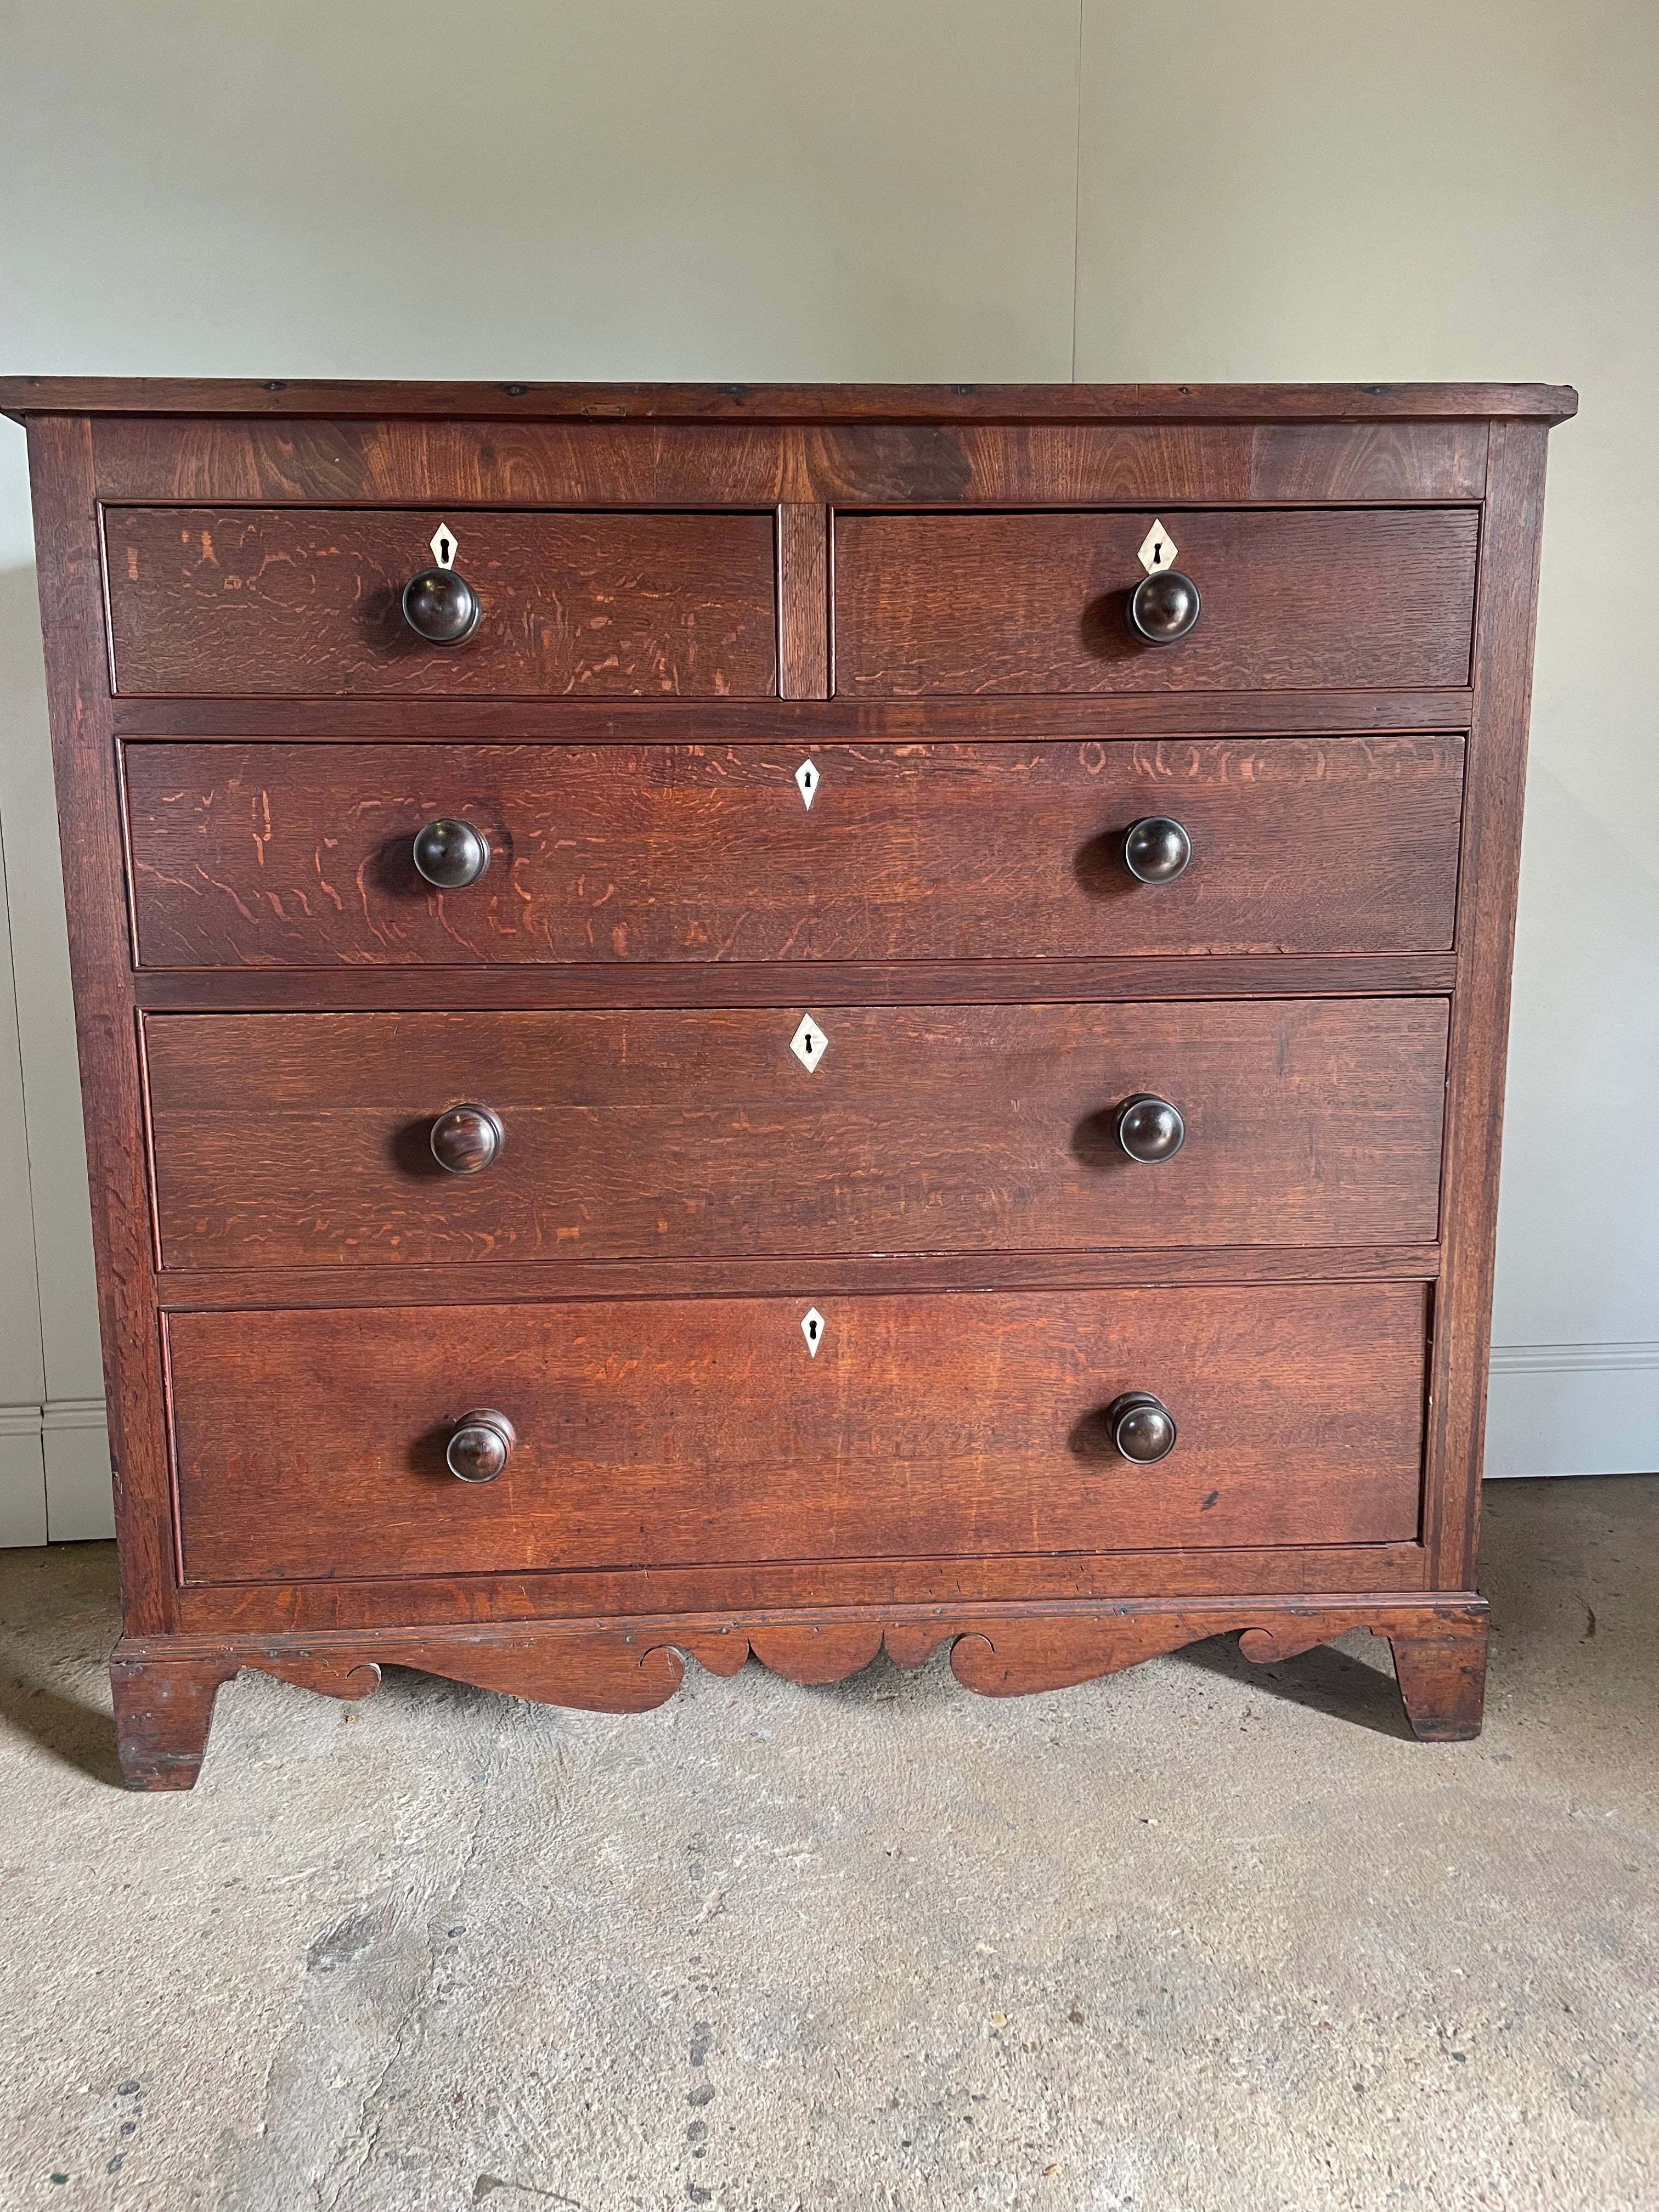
[1,0,1654,1538]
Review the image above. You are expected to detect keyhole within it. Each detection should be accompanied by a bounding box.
[804,769,814,793]
[808,1318,818,1342]
[1152,543,1163,566]
[438,534,453,565]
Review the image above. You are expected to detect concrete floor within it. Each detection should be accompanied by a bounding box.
[1,1479,1655,2212]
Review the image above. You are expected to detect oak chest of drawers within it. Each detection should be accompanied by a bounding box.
[3,376,1575,1786]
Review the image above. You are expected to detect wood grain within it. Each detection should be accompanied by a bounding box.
[80,417,1497,514]
[834,509,1479,696]
[106,507,780,698]
[123,736,1465,969]
[131,955,1460,1014]
[109,690,1476,741]
[24,419,176,1632]
[166,1284,1429,1584]
[9,379,1566,1783]
[777,504,830,697]
[1389,1622,1489,1741]
[1424,422,1553,1583]
[169,1543,1431,1637]
[151,1246,1441,1314]
[106,1593,1487,1787]
[143,998,1449,1268]
[0,375,1577,421]
[1248,423,1487,502]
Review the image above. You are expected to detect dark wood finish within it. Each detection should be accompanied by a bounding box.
[1389,1620,1491,1741]
[106,1592,1488,1786]
[110,691,1476,742]
[1424,423,1553,1586]
[1246,424,1487,502]
[427,1102,503,1176]
[106,507,780,699]
[13,381,1565,1784]
[26,419,177,1635]
[170,1546,1432,1636]
[834,509,1478,695]
[777,504,830,697]
[166,1284,1428,1584]
[132,953,1460,1013]
[143,998,1448,1267]
[122,736,1465,968]
[0,376,1576,421]
[77,419,1498,515]
[151,1246,1441,1313]
[110,1644,380,1789]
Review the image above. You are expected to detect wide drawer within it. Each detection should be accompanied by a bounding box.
[833,509,1478,694]
[144,998,1448,1267]
[123,735,1464,967]
[104,508,780,697]
[167,1284,1428,1582]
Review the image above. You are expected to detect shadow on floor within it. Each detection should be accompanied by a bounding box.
[5,1478,1656,1785]
[0,1671,122,1786]
[1168,1632,1415,1739]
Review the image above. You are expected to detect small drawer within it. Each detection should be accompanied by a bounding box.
[167,1283,1429,1583]
[144,998,1448,1268]
[832,508,1477,695]
[104,507,780,697]
[122,733,1464,968]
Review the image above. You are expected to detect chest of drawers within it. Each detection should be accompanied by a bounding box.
[3,377,1575,1787]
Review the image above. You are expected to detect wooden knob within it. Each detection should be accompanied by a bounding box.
[1104,1391,1177,1463]
[1122,816,1193,883]
[1115,1094,1185,1164]
[412,817,489,889]
[430,1104,503,1175]
[402,566,480,644]
[446,1408,516,1483]
[1126,569,1201,644]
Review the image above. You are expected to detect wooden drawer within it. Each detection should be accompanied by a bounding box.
[168,1284,1428,1582]
[123,734,1464,967]
[833,509,1477,694]
[104,508,780,697]
[144,998,1448,1267]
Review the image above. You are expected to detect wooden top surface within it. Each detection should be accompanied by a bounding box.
[0,377,1579,426]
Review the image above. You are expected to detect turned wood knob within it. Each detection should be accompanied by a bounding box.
[1122,816,1193,883]
[1126,568,1201,644]
[1115,1093,1186,1164]
[402,566,481,644]
[430,1104,503,1175]
[446,1407,516,1483]
[1104,1391,1177,1464]
[412,817,490,888]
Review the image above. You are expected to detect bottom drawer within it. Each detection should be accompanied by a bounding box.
[168,1286,1426,1583]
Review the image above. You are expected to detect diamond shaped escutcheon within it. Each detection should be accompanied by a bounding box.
[790,1014,828,1070]
[1137,518,1178,574]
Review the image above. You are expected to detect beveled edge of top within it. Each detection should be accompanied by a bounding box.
[0,377,1579,427]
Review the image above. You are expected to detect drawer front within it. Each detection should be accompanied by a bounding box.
[105,508,779,697]
[124,735,1464,967]
[145,999,1448,1268]
[833,509,1478,695]
[168,1284,1428,1582]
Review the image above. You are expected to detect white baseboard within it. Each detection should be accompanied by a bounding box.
[0,1405,48,1547]
[1485,1342,1659,1479]
[0,1396,113,1544]
[42,1396,116,1540]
